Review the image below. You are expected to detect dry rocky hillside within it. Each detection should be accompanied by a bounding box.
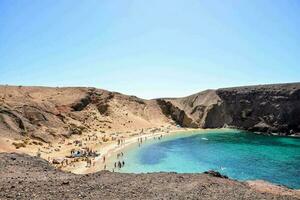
[0,82,299,149]
[0,153,299,200]
[163,82,300,136]
[0,84,300,199]
[0,85,173,144]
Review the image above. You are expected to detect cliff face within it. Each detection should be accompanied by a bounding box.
[209,84,300,134]
[164,83,300,136]
[156,99,198,128]
[165,90,221,128]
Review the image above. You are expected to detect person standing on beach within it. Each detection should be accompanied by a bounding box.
[86,158,91,167]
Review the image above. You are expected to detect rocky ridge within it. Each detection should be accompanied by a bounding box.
[163,82,300,136]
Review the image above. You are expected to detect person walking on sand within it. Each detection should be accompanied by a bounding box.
[114,162,117,168]
[103,156,106,163]
[118,161,122,169]
[122,161,125,167]
[86,158,91,167]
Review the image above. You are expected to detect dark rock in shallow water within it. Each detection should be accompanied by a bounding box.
[204,170,229,179]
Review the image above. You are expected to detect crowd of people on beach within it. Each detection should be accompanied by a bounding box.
[70,147,99,158]
[50,155,96,169]
[48,130,167,172]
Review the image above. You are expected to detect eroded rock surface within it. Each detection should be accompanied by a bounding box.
[164,83,300,136]
[0,86,173,144]
[0,153,299,200]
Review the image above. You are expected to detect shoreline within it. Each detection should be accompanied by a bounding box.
[0,127,235,175]
[72,127,236,174]
[70,128,202,174]
[2,128,300,193]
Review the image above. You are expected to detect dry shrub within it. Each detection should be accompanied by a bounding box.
[12,142,26,149]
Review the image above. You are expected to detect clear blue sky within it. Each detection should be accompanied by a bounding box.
[0,0,299,99]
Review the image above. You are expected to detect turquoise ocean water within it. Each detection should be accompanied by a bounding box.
[117,129,300,189]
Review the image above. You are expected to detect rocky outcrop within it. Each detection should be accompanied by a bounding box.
[209,84,300,135]
[156,99,197,127]
[1,153,299,200]
[165,90,221,127]
[71,94,91,111]
[164,83,300,136]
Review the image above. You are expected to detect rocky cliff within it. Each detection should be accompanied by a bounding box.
[164,83,300,136]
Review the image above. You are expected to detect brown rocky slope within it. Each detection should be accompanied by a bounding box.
[1,82,299,147]
[0,153,299,200]
[0,85,173,144]
[162,82,300,136]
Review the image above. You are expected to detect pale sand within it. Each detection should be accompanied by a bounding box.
[247,180,300,198]
[66,128,200,174]
[0,126,181,172]
[70,128,229,174]
[1,127,228,174]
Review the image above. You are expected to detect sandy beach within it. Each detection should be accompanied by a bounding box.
[0,127,229,175]
[65,127,199,174]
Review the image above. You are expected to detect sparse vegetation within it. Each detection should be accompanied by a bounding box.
[32,141,43,146]
[12,142,26,149]
[68,124,86,135]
